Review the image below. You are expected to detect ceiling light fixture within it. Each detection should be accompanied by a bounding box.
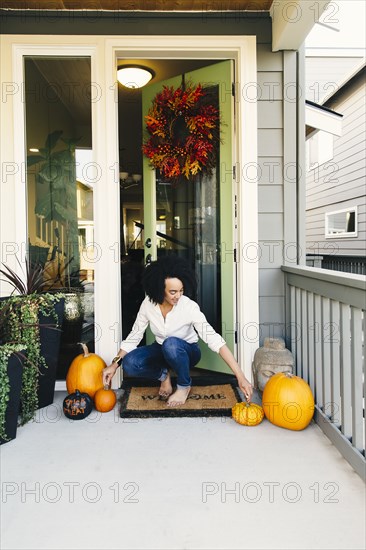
[119,171,142,190]
[117,65,154,89]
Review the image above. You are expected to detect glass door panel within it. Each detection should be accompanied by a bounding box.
[24,56,94,379]
[142,61,235,373]
[118,83,145,340]
[155,167,221,333]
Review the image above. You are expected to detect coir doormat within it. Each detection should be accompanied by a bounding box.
[119,384,241,418]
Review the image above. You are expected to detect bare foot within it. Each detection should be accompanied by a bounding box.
[159,372,173,399]
[167,386,191,407]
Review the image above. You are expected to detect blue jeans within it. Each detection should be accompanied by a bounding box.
[122,337,201,388]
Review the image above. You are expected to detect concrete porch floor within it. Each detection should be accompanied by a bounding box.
[1,390,365,550]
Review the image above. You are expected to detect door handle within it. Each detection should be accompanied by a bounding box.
[145,254,152,265]
[145,238,152,248]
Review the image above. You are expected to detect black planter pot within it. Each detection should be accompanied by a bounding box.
[0,351,24,445]
[37,298,65,409]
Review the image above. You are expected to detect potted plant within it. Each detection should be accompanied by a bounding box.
[0,298,29,443]
[0,343,26,444]
[0,256,65,420]
[0,299,26,444]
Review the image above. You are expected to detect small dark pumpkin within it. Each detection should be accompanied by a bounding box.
[63,389,93,420]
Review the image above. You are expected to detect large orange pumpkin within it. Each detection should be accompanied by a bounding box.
[232,402,264,426]
[94,385,117,412]
[66,343,106,399]
[262,372,314,430]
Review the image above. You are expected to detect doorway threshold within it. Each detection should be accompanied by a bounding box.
[121,368,237,389]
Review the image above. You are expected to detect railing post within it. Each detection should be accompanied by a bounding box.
[351,307,363,452]
[314,294,323,409]
[307,292,315,396]
[322,297,331,417]
[330,299,341,427]
[301,289,308,381]
[288,284,297,366]
[340,303,352,439]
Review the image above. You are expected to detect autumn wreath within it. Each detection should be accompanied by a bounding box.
[142,84,220,181]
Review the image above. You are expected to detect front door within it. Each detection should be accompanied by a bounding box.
[141,61,235,373]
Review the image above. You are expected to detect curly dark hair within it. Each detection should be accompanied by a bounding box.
[141,255,197,304]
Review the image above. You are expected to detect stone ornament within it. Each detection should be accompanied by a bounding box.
[252,337,294,392]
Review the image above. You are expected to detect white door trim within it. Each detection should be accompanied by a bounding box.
[105,35,259,380]
[1,34,258,385]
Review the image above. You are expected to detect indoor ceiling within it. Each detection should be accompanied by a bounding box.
[31,58,92,126]
[28,57,218,126]
[0,0,273,11]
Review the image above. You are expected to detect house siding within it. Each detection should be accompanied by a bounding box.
[257,44,287,342]
[306,72,366,256]
[305,56,365,103]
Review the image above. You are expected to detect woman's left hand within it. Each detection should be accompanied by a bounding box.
[238,377,253,403]
[218,345,253,402]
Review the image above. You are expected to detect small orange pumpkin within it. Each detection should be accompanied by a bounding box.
[232,402,264,426]
[262,372,314,431]
[66,343,105,399]
[94,385,117,412]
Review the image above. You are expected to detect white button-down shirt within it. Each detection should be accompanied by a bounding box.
[120,295,226,354]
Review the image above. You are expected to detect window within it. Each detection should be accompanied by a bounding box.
[325,207,357,238]
[25,56,95,380]
[307,130,334,170]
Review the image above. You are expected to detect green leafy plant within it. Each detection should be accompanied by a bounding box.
[0,255,64,425]
[0,299,27,440]
[0,343,25,441]
[0,293,63,425]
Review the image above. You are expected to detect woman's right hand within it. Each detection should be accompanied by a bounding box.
[103,364,118,386]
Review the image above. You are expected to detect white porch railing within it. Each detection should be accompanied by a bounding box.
[282,265,366,480]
